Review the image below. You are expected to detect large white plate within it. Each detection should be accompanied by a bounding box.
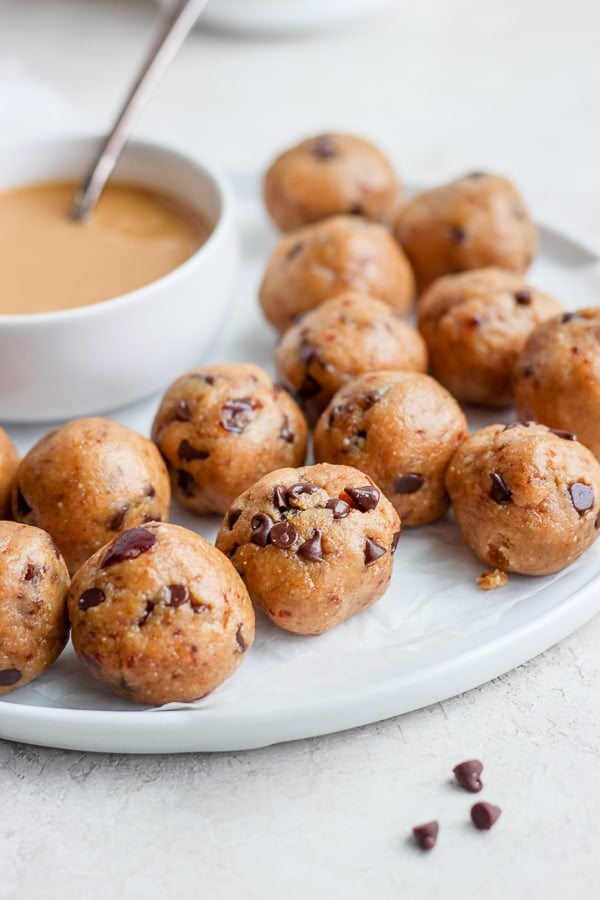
[2,174,600,754]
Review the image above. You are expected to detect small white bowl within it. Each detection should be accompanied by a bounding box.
[0,135,239,422]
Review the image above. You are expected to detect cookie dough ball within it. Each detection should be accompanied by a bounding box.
[514,310,600,460]
[446,422,600,575]
[216,463,400,635]
[276,292,428,425]
[394,173,537,292]
[68,522,254,705]
[152,363,307,516]
[417,268,563,407]
[259,215,415,332]
[0,521,70,695]
[12,418,170,575]
[314,372,467,526]
[0,427,19,519]
[263,133,398,232]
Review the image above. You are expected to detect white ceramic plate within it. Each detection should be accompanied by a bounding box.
[1,173,600,754]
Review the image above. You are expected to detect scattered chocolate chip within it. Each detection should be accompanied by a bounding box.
[453,759,484,793]
[569,482,594,513]
[165,584,189,608]
[174,400,192,421]
[273,484,290,511]
[391,530,401,554]
[471,802,501,830]
[490,472,512,504]
[221,398,257,434]
[286,241,304,261]
[23,563,41,584]
[251,513,273,546]
[312,135,336,159]
[78,587,106,611]
[449,225,466,244]
[514,289,532,305]
[550,428,577,441]
[109,505,129,531]
[270,521,298,549]
[413,821,439,850]
[15,487,32,518]
[138,600,155,626]
[287,482,319,505]
[177,469,196,497]
[297,374,321,399]
[326,498,351,519]
[344,485,380,512]
[178,439,210,462]
[297,529,325,562]
[227,508,242,529]
[236,624,249,652]
[101,528,157,568]
[561,312,578,323]
[394,473,424,494]
[364,538,386,566]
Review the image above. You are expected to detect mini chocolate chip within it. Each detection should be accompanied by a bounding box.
[297,529,325,562]
[449,225,466,244]
[138,600,155,626]
[221,399,257,434]
[0,667,22,687]
[109,505,129,531]
[192,603,210,614]
[251,513,273,546]
[280,416,294,443]
[146,484,156,498]
[468,315,483,328]
[177,469,196,497]
[270,521,298,549]
[471,802,501,830]
[349,203,363,215]
[300,340,334,373]
[286,241,304,261]
[175,400,192,421]
[101,528,156,568]
[273,484,290,511]
[490,472,512,504]
[236,624,248,652]
[412,821,438,851]
[178,439,210,462]
[78,587,106,611]
[227,508,242,529]
[569,482,594,513]
[142,513,160,524]
[297,374,321,399]
[312,135,336,159]
[391,530,401,554]
[15,487,32,518]
[287,482,320,504]
[550,428,577,441]
[394,473,424,494]
[362,391,381,408]
[165,584,189,608]
[190,373,216,385]
[23,562,41,583]
[364,538,386,566]
[345,485,380,512]
[514,289,532,305]
[453,759,484,793]
[326,498,350,519]
[561,312,578,323]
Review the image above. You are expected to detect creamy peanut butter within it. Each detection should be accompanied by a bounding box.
[0,180,212,315]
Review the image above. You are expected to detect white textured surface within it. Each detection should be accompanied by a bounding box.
[1,0,599,896]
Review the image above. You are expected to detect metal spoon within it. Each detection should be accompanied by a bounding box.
[71,0,207,223]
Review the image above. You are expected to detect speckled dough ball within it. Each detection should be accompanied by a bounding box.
[0,426,19,519]
[0,521,70,695]
[12,418,171,575]
[68,522,255,706]
[514,309,600,460]
[394,173,537,292]
[417,268,562,407]
[275,292,428,425]
[152,363,307,516]
[314,372,467,526]
[263,133,399,232]
[445,422,600,575]
[216,463,400,635]
[259,215,415,332]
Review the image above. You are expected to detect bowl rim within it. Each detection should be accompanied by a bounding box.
[0,134,235,327]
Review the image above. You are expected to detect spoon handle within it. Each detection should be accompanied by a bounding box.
[71,0,207,222]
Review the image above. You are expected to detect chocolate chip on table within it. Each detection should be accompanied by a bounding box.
[449,225,466,244]
[344,485,380,512]
[326,498,351,519]
[101,527,157,568]
[174,399,192,421]
[273,484,290,511]
[227,508,242,529]
[312,135,336,159]
[569,482,594,513]
[364,538,386,565]
[178,439,210,461]
[0,668,23,687]
[550,428,577,441]
[236,624,249,652]
[109,505,129,531]
[514,289,532,305]
[177,469,196,497]
[394,473,424,494]
[270,521,298,549]
[412,821,439,850]
[453,759,484,793]
[297,529,325,562]
[221,398,257,434]
[490,472,512,504]
[165,584,189,608]
[78,587,106,611]
[471,802,502,830]
[251,513,273,546]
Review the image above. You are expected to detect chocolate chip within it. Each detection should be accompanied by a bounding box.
[109,505,129,531]
[349,203,363,215]
[471,802,501,830]
[550,428,577,441]
[412,821,438,850]
[326,498,351,519]
[280,416,294,444]
[190,373,216,385]
[14,487,32,518]
[490,472,512,504]
[273,485,290,511]
[394,473,424,494]
[0,668,22,687]
[449,225,466,244]
[362,391,382,408]
[101,527,157,568]
[165,584,189,608]
[236,624,249,652]
[175,400,192,421]
[561,312,579,323]
[297,374,321,399]
[297,529,325,562]
[221,399,257,434]
[391,530,401,554]
[23,563,41,584]
[453,759,484,793]
[227,507,242,529]
[286,241,304,261]
[300,340,334,373]
[344,485,380,512]
[364,538,386,565]
[78,587,106,611]
[468,315,483,328]
[595,512,600,529]
[467,171,487,179]
[514,289,532,305]
[227,542,239,558]
[146,484,156,498]
[177,469,196,497]
[251,513,273,546]
[569,482,594,513]
[270,521,298,549]
[312,135,336,159]
[523,364,534,378]
[192,603,210,614]
[178,439,210,462]
[287,482,319,505]
[138,600,155,626]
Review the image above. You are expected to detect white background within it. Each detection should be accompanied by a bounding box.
[1,1,599,897]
